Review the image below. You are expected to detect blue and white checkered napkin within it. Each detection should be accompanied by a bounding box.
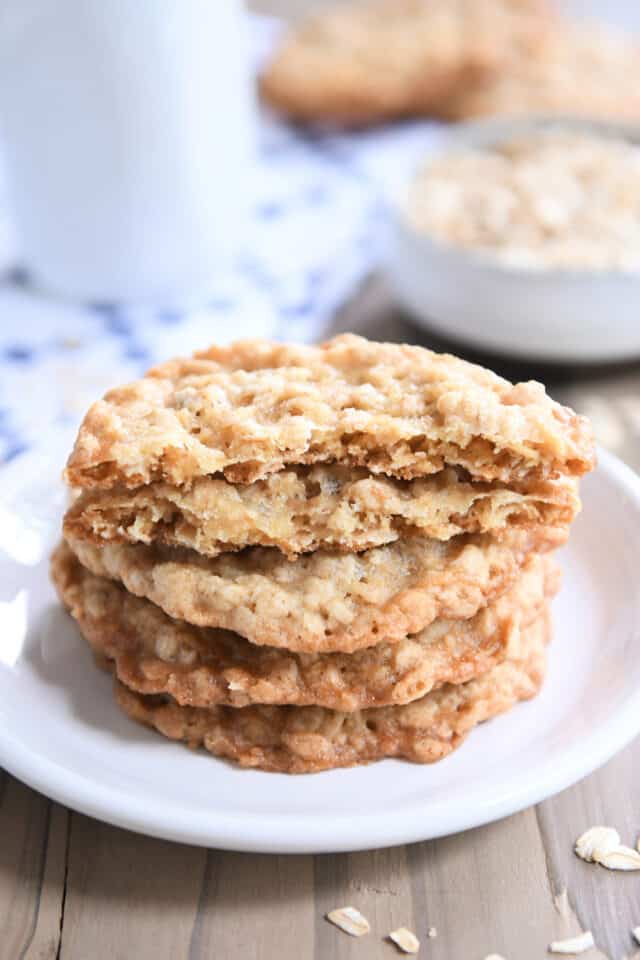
[0,16,444,465]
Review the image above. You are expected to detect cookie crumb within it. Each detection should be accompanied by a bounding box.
[326,906,370,937]
[549,931,594,954]
[427,926,437,938]
[389,928,420,954]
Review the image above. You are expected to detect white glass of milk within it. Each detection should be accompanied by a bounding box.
[0,0,256,305]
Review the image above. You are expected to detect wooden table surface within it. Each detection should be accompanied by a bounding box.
[4,3,640,959]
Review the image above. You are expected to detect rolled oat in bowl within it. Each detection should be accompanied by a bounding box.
[404,129,640,272]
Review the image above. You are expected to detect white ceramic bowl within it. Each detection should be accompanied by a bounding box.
[384,116,640,363]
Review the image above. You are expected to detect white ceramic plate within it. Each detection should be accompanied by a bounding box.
[0,446,639,853]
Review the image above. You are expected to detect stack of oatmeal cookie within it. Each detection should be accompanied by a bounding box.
[52,335,595,773]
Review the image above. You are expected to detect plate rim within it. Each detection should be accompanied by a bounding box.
[1,446,639,853]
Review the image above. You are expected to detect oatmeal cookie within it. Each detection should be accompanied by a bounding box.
[64,524,565,654]
[260,0,551,126]
[63,465,580,558]
[114,612,548,773]
[52,542,558,710]
[65,335,595,490]
[441,20,640,121]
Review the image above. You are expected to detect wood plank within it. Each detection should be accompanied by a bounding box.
[189,851,314,959]
[22,802,70,960]
[314,846,413,959]
[0,774,66,960]
[58,814,206,960]
[407,809,607,960]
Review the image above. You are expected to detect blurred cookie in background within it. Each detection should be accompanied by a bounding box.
[440,19,640,121]
[259,0,553,126]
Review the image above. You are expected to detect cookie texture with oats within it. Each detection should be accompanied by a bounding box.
[259,0,551,126]
[113,613,548,773]
[51,542,559,711]
[64,334,595,491]
[64,524,566,654]
[440,20,640,121]
[63,465,580,559]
